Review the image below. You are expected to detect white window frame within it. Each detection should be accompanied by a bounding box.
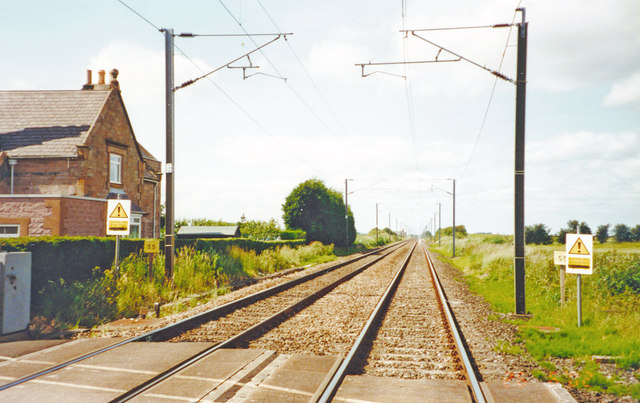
[129,214,142,238]
[0,224,20,238]
[110,153,122,184]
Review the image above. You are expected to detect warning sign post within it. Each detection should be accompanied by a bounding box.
[106,200,131,236]
[565,233,593,328]
[106,199,131,276]
[566,234,593,275]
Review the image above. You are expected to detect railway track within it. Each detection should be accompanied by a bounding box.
[314,239,486,402]
[0,239,493,402]
[0,242,407,398]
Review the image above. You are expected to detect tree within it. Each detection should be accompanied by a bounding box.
[595,224,610,244]
[631,225,640,242]
[525,223,552,245]
[441,225,467,237]
[282,179,356,246]
[557,220,591,244]
[613,224,633,243]
[579,222,592,234]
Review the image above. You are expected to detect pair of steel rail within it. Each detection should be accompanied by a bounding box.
[1,239,485,402]
[313,240,486,403]
[0,241,406,400]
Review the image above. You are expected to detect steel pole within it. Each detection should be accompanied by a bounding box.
[164,28,175,280]
[438,202,441,246]
[452,179,456,258]
[375,203,378,244]
[514,10,527,314]
[345,179,348,248]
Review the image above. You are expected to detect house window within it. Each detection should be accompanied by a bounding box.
[110,153,122,184]
[0,225,20,238]
[129,215,141,238]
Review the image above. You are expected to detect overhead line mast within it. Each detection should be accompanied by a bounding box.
[356,8,528,314]
[160,29,290,279]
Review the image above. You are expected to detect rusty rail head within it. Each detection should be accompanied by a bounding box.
[420,240,486,403]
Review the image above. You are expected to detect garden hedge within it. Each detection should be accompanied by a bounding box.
[0,236,306,295]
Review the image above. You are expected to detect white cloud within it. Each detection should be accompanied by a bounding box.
[528,131,640,164]
[603,72,640,109]
[307,39,373,85]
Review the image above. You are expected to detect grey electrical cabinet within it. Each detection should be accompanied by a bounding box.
[0,252,31,335]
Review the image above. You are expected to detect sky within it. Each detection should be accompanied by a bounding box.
[1,0,639,236]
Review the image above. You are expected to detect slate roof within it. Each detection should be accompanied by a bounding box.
[0,90,110,157]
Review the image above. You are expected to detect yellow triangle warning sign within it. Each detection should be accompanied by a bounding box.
[568,238,590,255]
[109,202,129,219]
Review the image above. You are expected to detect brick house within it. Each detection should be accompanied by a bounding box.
[0,69,161,238]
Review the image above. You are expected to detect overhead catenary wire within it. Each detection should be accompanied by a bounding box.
[459,2,523,179]
[116,0,161,31]
[173,34,286,90]
[401,0,420,171]
[256,0,350,135]
[217,0,373,175]
[115,0,325,176]
[217,0,339,140]
[172,44,324,176]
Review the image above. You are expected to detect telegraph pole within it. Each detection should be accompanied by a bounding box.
[514,9,527,314]
[163,28,175,280]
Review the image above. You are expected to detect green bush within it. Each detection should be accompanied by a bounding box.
[176,238,305,255]
[30,240,336,328]
[593,251,640,294]
[0,236,305,316]
[280,230,306,240]
[0,237,144,292]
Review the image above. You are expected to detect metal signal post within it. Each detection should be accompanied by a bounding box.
[163,28,175,280]
[357,7,528,314]
[514,9,527,314]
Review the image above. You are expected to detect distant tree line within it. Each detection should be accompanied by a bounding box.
[525,220,640,245]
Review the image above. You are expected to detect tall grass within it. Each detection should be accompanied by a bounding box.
[430,234,640,399]
[34,241,335,328]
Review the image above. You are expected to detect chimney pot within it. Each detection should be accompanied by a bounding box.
[82,69,94,90]
[98,70,106,85]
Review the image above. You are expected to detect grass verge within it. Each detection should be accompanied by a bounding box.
[430,234,640,400]
[32,241,336,331]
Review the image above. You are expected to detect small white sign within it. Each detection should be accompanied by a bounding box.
[554,251,567,266]
[106,199,131,236]
[565,233,593,275]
